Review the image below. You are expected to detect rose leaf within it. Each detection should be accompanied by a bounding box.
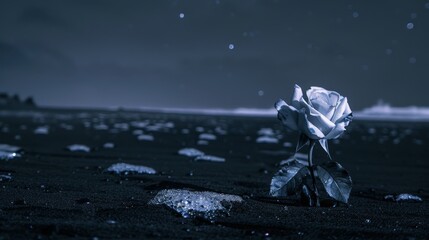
[316,161,352,203]
[270,160,310,197]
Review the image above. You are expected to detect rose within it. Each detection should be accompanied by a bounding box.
[275,84,352,140]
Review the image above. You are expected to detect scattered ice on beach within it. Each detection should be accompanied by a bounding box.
[106,163,156,175]
[199,133,217,141]
[0,174,12,181]
[148,189,242,219]
[137,134,154,141]
[93,123,109,130]
[384,193,422,202]
[181,129,190,134]
[258,128,275,136]
[197,140,209,145]
[0,144,22,160]
[283,142,293,147]
[67,144,91,152]
[34,126,49,134]
[256,136,279,144]
[215,127,227,135]
[368,128,376,134]
[178,148,205,157]
[195,155,225,162]
[103,142,115,149]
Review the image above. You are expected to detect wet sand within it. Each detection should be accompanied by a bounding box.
[0,108,428,239]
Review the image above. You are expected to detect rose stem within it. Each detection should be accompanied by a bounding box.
[308,140,320,207]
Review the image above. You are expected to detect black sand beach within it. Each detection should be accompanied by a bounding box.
[0,108,428,239]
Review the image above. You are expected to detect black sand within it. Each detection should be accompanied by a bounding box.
[0,108,428,239]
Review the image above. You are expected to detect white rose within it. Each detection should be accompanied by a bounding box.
[275,84,352,140]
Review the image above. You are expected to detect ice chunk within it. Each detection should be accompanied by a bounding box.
[0,174,12,181]
[106,163,156,175]
[148,189,242,219]
[67,144,91,152]
[60,123,74,130]
[256,136,279,144]
[114,123,129,131]
[103,142,115,149]
[34,126,49,134]
[215,127,227,135]
[178,148,205,157]
[132,129,144,135]
[199,133,217,141]
[137,134,154,141]
[181,129,190,134]
[0,144,21,160]
[94,123,109,130]
[258,128,275,136]
[283,142,293,147]
[197,140,209,145]
[195,155,225,162]
[384,193,422,202]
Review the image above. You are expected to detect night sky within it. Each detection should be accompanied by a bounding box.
[1,0,429,110]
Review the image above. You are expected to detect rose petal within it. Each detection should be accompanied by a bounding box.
[275,99,299,131]
[298,111,325,139]
[325,122,346,139]
[307,87,340,119]
[331,97,349,122]
[291,84,303,109]
[300,99,336,136]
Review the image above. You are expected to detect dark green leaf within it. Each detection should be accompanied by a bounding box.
[317,161,352,203]
[270,160,310,197]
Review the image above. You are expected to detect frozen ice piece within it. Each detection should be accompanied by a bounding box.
[0,144,21,153]
[0,144,22,160]
[256,136,279,144]
[0,174,12,181]
[94,123,109,130]
[67,144,91,152]
[148,189,242,219]
[103,142,115,149]
[199,133,217,141]
[137,134,154,141]
[258,128,275,136]
[34,126,49,134]
[194,155,225,162]
[178,148,205,157]
[197,140,209,145]
[114,123,129,130]
[106,163,156,175]
[132,129,144,135]
[283,142,293,147]
[384,193,422,202]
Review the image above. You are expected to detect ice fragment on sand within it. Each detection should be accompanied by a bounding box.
[178,148,205,157]
[199,133,217,141]
[67,144,91,152]
[258,128,275,136]
[103,142,115,149]
[106,163,156,175]
[34,126,49,134]
[0,174,12,181]
[132,129,144,135]
[384,193,422,202]
[148,189,242,219]
[137,134,154,141]
[283,142,293,147]
[0,144,22,160]
[256,136,279,144]
[195,155,225,162]
[197,140,209,145]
